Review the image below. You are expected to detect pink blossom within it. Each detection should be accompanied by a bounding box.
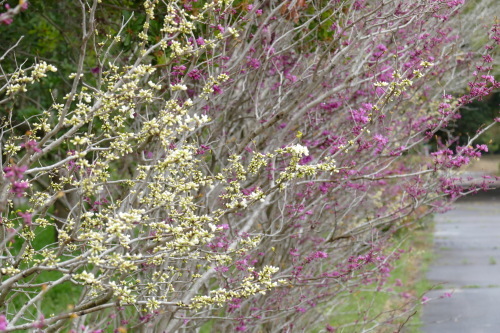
[173,65,186,72]
[482,54,493,63]
[446,0,464,7]
[11,181,29,197]
[400,292,411,299]
[285,73,297,83]
[0,314,8,331]
[316,251,328,258]
[481,75,495,84]
[215,266,229,273]
[0,14,13,25]
[188,69,202,80]
[32,315,45,329]
[195,37,205,45]
[20,140,42,153]
[374,134,388,146]
[476,144,488,152]
[212,85,222,95]
[246,57,261,69]
[440,292,453,298]
[235,323,247,331]
[195,144,211,155]
[326,324,336,332]
[351,109,369,124]
[18,211,33,225]
[3,165,27,182]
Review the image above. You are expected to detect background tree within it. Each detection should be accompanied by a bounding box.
[440,92,500,153]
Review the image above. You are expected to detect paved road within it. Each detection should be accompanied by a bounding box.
[421,191,500,333]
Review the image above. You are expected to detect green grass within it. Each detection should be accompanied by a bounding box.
[200,320,214,333]
[322,222,435,333]
[3,223,83,326]
[403,226,435,333]
[197,223,436,333]
[462,284,500,289]
[462,285,481,289]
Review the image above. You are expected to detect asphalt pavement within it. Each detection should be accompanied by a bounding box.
[421,190,500,333]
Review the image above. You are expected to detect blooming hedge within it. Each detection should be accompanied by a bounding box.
[0,0,498,332]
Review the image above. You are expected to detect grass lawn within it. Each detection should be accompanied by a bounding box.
[323,221,435,333]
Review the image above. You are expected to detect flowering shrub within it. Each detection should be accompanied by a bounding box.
[0,0,27,25]
[0,0,498,332]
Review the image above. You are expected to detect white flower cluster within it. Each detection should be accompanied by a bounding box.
[288,144,309,156]
[105,210,144,247]
[6,61,57,95]
[186,266,281,309]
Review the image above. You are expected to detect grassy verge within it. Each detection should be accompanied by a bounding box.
[398,222,435,333]
[324,221,435,333]
[4,224,83,326]
[200,222,436,333]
